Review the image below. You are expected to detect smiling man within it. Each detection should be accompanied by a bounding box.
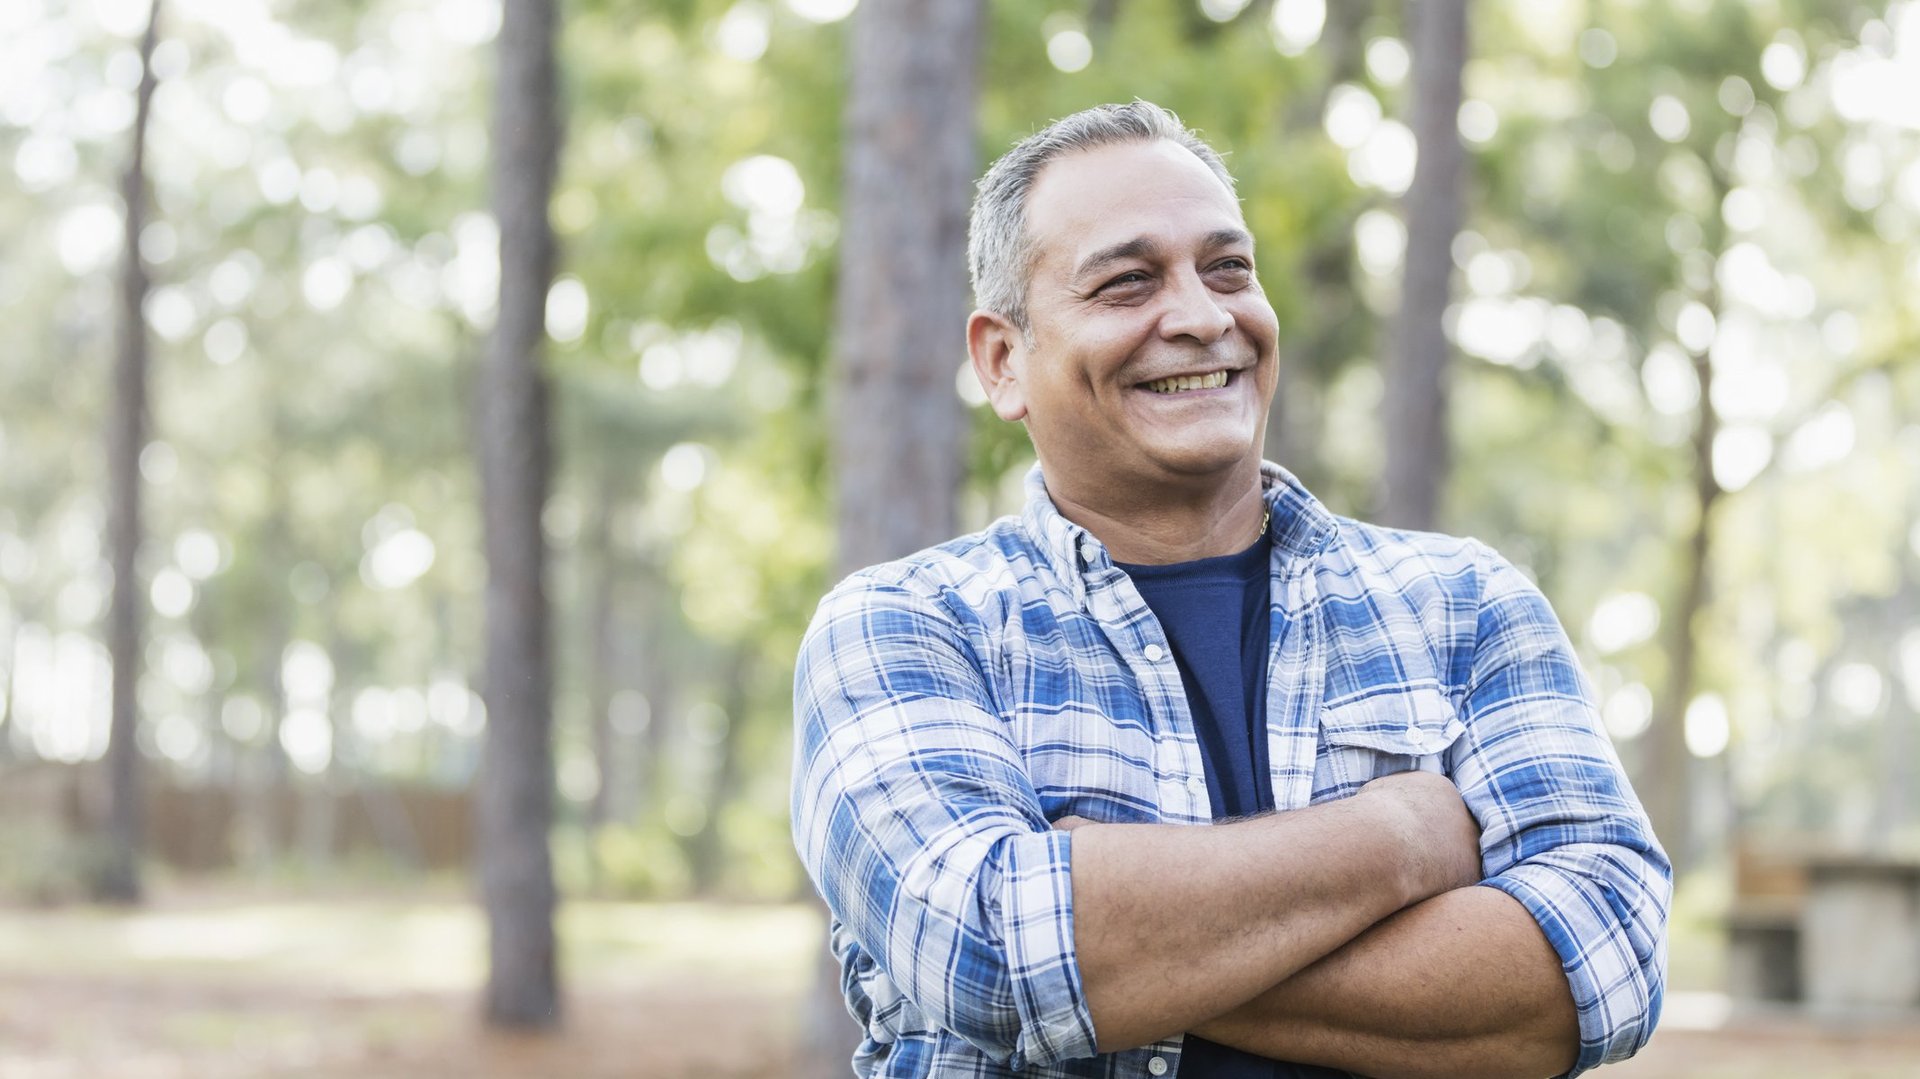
[792,102,1669,1079]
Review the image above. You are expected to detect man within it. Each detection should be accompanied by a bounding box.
[792,101,1668,1078]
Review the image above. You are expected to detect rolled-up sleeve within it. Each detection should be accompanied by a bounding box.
[791,573,1097,1067]
[1449,546,1671,1078]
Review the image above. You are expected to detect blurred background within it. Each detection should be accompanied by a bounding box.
[3,0,1919,1075]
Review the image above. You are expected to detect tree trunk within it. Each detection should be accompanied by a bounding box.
[0,615,20,764]
[1643,151,1732,872]
[1380,0,1468,531]
[477,0,562,1031]
[1879,576,1917,845]
[300,631,350,870]
[1263,0,1373,481]
[614,567,674,828]
[689,649,753,896]
[1088,0,1121,40]
[583,481,619,832]
[242,525,292,869]
[1645,325,1721,871]
[187,582,226,786]
[830,0,981,576]
[636,609,675,822]
[98,0,163,905]
[809,1,985,1073]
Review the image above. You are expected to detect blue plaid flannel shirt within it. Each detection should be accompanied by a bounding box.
[792,462,1669,1078]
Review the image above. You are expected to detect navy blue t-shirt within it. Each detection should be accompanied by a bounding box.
[1117,529,1349,1079]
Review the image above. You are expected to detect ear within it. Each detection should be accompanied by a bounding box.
[967,309,1029,423]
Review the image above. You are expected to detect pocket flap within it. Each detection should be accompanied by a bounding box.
[1319,685,1463,756]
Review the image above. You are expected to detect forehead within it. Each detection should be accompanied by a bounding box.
[1023,139,1245,275]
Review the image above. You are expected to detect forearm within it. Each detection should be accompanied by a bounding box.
[1068,776,1474,1053]
[1192,884,1578,1079]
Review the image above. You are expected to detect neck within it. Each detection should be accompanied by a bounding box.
[1046,462,1268,565]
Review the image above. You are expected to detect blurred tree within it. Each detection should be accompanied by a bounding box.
[477,0,562,1030]
[1263,0,1375,486]
[1450,0,1911,865]
[1644,170,1728,871]
[0,0,1915,938]
[1381,0,1468,530]
[98,0,163,905]
[806,0,986,1070]
[831,0,982,574]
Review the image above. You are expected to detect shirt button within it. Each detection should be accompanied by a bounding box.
[1148,1056,1169,1076]
[1143,643,1165,662]
[1185,776,1206,796]
[1081,542,1099,562]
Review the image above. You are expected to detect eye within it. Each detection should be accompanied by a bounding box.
[1100,270,1150,291]
[1208,257,1255,287]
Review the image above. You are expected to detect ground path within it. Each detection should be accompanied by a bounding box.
[1,892,1914,1077]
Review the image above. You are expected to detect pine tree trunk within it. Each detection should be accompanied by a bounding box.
[689,649,753,896]
[1644,318,1720,871]
[807,1,984,1073]
[583,482,619,832]
[830,0,981,576]
[637,624,674,821]
[300,630,349,869]
[477,0,562,1030]
[0,617,20,763]
[627,567,674,826]
[1878,588,1915,844]
[98,0,163,904]
[1263,0,1373,479]
[1380,0,1468,530]
[240,594,290,866]
[1642,154,1733,873]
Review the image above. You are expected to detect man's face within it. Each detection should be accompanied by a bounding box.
[974,138,1280,495]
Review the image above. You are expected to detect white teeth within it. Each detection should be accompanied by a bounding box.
[1144,370,1230,394]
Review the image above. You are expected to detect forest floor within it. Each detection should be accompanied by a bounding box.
[0,885,1916,1078]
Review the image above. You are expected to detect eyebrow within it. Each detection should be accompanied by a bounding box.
[1069,228,1255,286]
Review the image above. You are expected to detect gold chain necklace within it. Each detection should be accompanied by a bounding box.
[1256,505,1271,545]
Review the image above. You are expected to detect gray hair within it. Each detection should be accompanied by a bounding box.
[967,101,1238,333]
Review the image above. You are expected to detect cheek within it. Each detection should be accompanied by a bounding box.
[1061,325,1151,383]
[1236,297,1280,340]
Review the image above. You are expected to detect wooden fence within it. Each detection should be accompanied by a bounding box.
[0,761,473,870]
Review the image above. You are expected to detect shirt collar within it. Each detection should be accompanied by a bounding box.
[1019,461,1339,604]
[1258,459,1339,563]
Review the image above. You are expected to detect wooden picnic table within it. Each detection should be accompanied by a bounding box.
[1800,856,1920,1010]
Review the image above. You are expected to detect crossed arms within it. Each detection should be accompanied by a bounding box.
[791,553,1669,1077]
[1058,775,1579,1077]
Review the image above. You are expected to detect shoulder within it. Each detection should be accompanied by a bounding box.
[1316,516,1499,609]
[794,522,1044,721]
[810,516,1046,635]
[1312,519,1537,697]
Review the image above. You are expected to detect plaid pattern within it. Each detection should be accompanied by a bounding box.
[792,462,1669,1078]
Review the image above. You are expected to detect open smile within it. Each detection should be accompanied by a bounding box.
[1138,369,1235,394]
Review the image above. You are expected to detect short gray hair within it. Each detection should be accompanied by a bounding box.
[967,101,1237,333]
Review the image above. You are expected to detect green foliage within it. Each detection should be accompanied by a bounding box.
[0,822,116,906]
[3,0,1918,898]
[559,822,692,900]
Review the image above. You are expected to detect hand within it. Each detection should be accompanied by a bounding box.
[1357,770,1482,901]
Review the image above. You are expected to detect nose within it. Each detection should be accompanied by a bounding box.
[1157,268,1234,344]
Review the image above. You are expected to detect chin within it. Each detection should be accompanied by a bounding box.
[1149,440,1261,477]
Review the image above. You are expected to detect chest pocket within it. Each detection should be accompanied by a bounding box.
[1312,685,1465,800]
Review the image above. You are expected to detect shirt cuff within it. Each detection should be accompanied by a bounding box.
[1000,828,1097,1067]
[1480,864,1662,1079]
